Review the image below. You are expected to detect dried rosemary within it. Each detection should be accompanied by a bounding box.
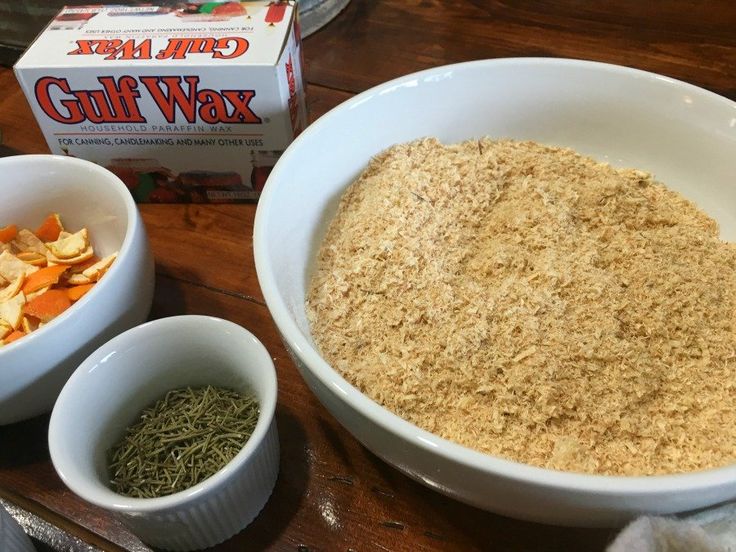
[108,385,259,498]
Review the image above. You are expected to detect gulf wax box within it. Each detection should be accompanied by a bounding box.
[14,2,307,202]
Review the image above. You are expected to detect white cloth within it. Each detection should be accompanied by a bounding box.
[609,503,736,552]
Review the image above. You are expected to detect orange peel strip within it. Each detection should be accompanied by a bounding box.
[21,315,39,334]
[16,251,47,266]
[68,255,99,274]
[22,264,68,295]
[66,283,95,302]
[0,321,11,340]
[0,292,26,330]
[46,245,94,266]
[47,229,88,259]
[3,330,25,344]
[13,229,48,255]
[82,253,117,281]
[0,275,23,302]
[0,225,17,243]
[0,250,38,280]
[24,289,71,323]
[26,285,50,301]
[66,273,93,285]
[35,213,64,242]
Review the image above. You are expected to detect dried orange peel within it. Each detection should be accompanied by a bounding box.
[0,214,118,347]
[16,251,48,266]
[0,320,12,340]
[0,292,26,330]
[66,283,95,302]
[35,213,63,242]
[24,289,71,323]
[0,276,22,302]
[46,229,95,265]
[0,225,17,243]
[3,330,24,344]
[22,264,69,295]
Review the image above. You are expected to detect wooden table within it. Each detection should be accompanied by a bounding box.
[1,2,735,550]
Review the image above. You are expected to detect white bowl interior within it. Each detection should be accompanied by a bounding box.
[49,315,277,507]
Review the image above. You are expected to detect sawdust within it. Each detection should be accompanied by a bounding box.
[306,138,736,476]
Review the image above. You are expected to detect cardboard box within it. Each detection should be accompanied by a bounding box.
[14,2,307,202]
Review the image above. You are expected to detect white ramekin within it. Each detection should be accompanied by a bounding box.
[48,315,279,550]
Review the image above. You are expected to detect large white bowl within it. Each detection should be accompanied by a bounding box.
[0,155,154,424]
[254,58,736,527]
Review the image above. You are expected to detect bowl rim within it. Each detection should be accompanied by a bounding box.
[0,154,140,356]
[253,57,736,495]
[47,314,279,512]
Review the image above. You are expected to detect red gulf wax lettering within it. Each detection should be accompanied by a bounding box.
[34,76,145,124]
[139,76,261,124]
[68,39,152,60]
[155,37,249,60]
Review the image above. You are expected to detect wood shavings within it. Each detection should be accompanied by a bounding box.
[306,138,736,476]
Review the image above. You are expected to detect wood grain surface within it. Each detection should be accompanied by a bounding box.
[1,1,735,551]
[306,0,736,100]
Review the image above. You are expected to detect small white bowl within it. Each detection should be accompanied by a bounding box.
[254,58,736,526]
[0,154,154,425]
[48,315,279,551]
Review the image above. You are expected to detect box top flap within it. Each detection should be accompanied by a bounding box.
[15,2,295,69]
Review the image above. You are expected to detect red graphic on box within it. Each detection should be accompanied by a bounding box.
[106,159,253,203]
[265,1,287,25]
[176,2,248,21]
[285,53,301,136]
